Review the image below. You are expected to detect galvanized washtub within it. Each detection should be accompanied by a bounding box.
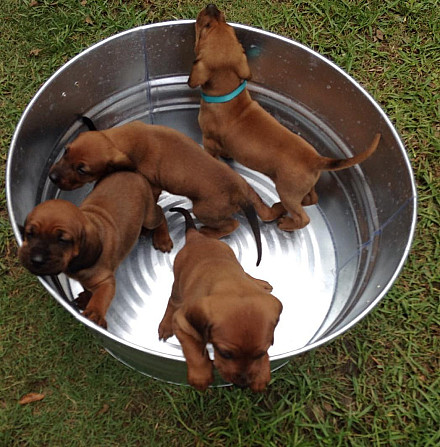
[6,21,417,385]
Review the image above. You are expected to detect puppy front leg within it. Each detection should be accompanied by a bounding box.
[276,188,311,231]
[176,329,214,391]
[249,354,271,392]
[173,312,214,391]
[82,277,116,329]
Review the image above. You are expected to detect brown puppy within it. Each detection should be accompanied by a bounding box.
[189,4,380,231]
[19,171,172,328]
[158,207,282,392]
[49,120,283,264]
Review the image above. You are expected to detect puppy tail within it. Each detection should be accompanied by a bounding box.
[318,133,380,171]
[78,115,98,131]
[240,202,262,266]
[170,207,197,233]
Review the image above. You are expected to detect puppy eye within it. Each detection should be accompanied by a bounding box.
[217,349,234,360]
[25,229,34,239]
[76,164,88,175]
[205,22,211,29]
[253,352,266,360]
[58,234,72,244]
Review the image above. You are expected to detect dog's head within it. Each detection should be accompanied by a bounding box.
[49,131,134,190]
[188,4,251,89]
[186,292,282,391]
[18,200,99,276]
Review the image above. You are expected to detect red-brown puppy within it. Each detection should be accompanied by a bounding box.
[49,120,283,264]
[19,171,172,328]
[158,207,282,392]
[189,4,380,231]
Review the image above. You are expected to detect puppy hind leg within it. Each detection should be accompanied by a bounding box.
[199,218,239,239]
[301,186,319,206]
[152,218,173,253]
[143,205,173,253]
[245,183,286,222]
[192,201,240,238]
[276,192,310,231]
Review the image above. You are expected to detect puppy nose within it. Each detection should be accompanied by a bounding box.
[31,253,45,266]
[49,170,59,183]
[205,4,220,17]
[233,374,249,389]
[49,169,60,183]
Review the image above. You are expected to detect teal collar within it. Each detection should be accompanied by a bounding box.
[201,81,247,103]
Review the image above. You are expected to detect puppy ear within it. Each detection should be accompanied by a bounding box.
[188,60,210,88]
[67,221,102,273]
[177,297,212,344]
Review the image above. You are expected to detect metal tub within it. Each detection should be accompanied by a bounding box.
[6,21,417,385]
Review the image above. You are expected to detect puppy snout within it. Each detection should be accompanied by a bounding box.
[205,4,220,18]
[30,252,46,266]
[233,373,250,389]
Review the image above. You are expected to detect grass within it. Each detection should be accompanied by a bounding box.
[1,0,439,445]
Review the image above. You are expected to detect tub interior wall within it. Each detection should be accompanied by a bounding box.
[7,22,416,373]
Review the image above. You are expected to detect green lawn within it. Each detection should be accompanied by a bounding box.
[1,1,439,446]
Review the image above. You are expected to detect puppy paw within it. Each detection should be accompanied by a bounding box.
[153,232,173,253]
[249,377,270,393]
[158,321,174,341]
[277,215,308,231]
[256,201,286,222]
[269,202,288,220]
[83,308,107,329]
[187,369,214,391]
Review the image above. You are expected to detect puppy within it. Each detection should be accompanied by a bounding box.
[158,207,282,392]
[49,119,283,264]
[189,4,380,231]
[19,171,172,328]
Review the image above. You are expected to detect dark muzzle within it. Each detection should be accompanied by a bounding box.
[205,4,221,19]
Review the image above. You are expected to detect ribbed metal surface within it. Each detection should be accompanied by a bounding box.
[86,170,336,361]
